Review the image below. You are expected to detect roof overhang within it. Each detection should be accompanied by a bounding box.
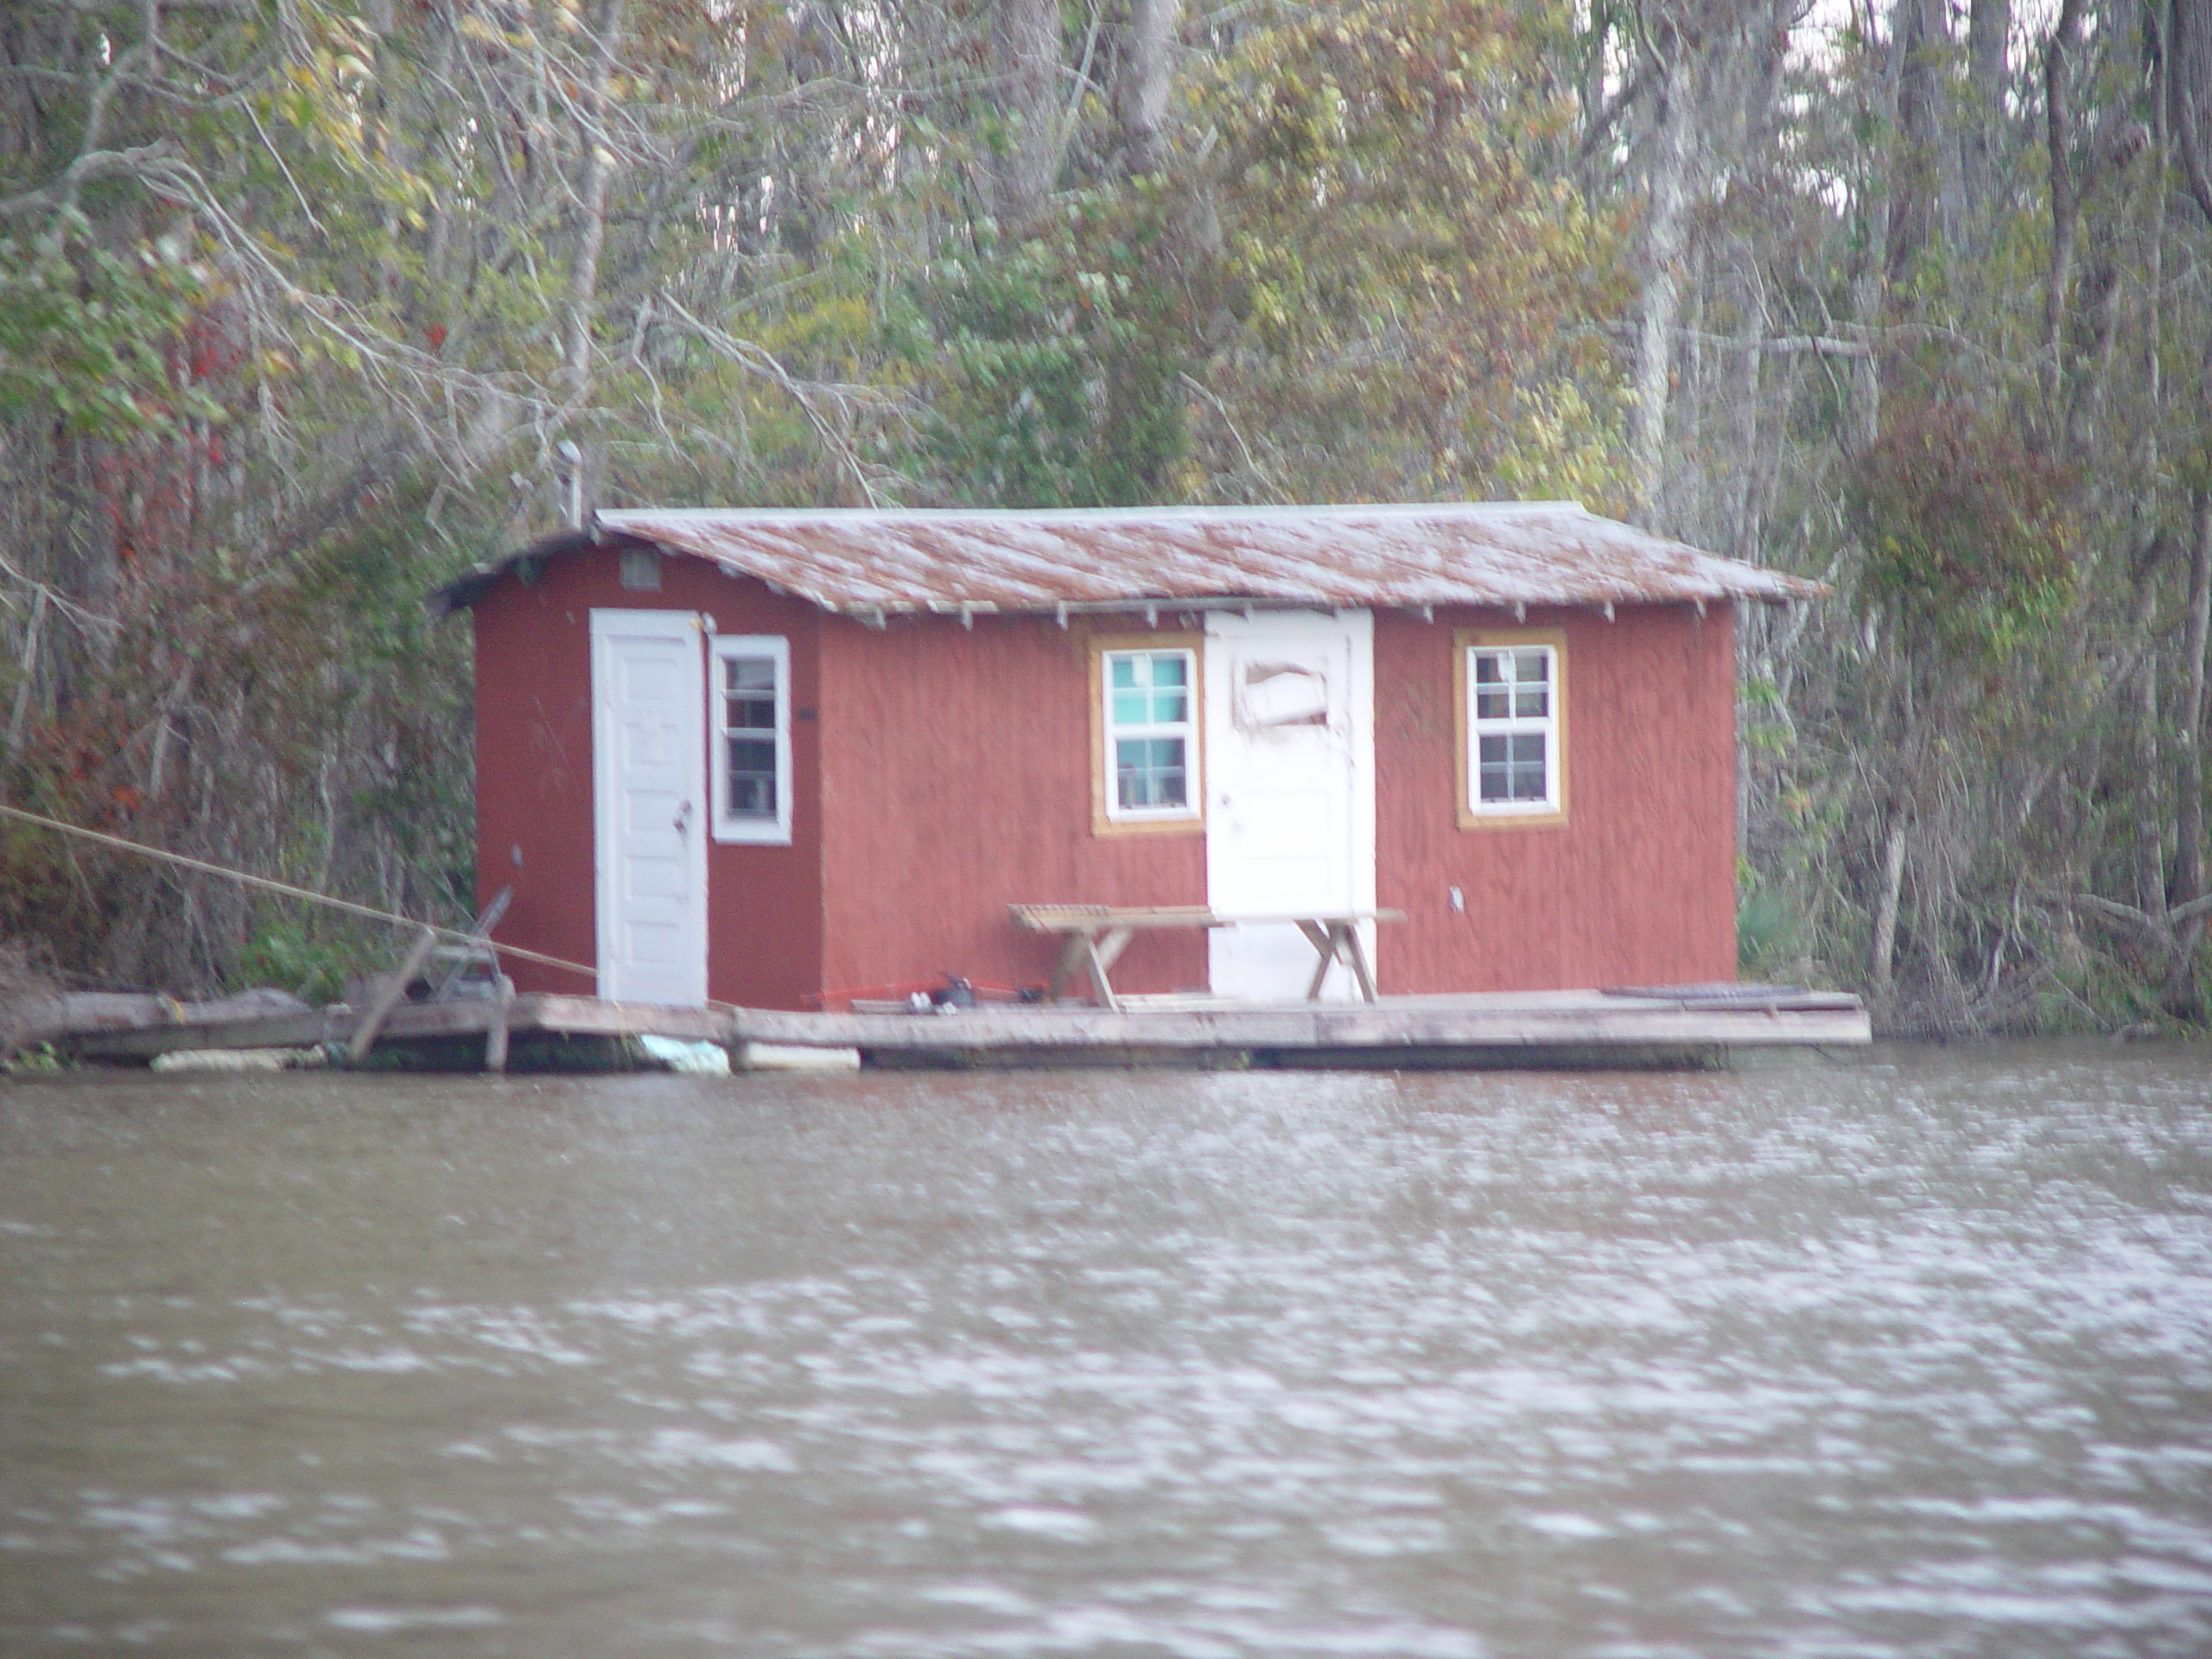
[435,503,1827,619]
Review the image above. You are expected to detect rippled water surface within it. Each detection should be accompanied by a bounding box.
[2,1045,2209,1656]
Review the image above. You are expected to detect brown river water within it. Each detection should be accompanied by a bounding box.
[0,1043,2208,1657]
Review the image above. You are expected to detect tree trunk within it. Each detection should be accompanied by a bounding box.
[1631,58,1694,523]
[1116,0,1179,175]
[2171,0,2212,222]
[1872,814,1910,1004]
[1964,0,2011,215]
[2168,493,2212,1012]
[993,0,1061,232]
[2043,0,2087,444]
[1847,3,1903,456]
[2138,653,2168,922]
[562,0,625,405]
[1889,0,1955,284]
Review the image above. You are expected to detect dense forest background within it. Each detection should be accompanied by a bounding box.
[2,0,2209,1032]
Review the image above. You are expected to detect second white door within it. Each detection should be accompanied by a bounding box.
[1205,609,1376,1000]
[591,609,709,1007]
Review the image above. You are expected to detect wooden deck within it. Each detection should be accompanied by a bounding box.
[47,985,1870,1071]
[734,988,1867,1069]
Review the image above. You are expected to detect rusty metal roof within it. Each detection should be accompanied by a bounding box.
[444,503,1824,616]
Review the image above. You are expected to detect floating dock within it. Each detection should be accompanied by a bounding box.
[38,985,1870,1071]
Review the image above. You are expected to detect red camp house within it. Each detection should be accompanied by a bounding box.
[437,504,1820,1012]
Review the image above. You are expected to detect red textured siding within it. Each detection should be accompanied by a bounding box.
[816,614,1208,998]
[1373,603,1738,992]
[470,547,825,1008]
[470,550,1736,1007]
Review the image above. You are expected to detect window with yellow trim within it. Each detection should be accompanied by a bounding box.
[1090,635,1205,835]
[1104,647,1197,817]
[1456,628,1567,828]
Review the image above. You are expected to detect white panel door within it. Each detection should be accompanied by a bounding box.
[591,610,709,1007]
[1205,609,1376,1000]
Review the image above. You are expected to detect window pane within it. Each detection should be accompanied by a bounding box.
[1514,651,1549,718]
[1468,644,1557,811]
[1477,733,1549,804]
[1109,651,1193,730]
[1104,650,1195,817]
[1473,652,1510,720]
[714,642,791,839]
[728,735,778,817]
[1116,736,1186,809]
[1509,733,1547,800]
[1478,733,1510,801]
[726,657,778,739]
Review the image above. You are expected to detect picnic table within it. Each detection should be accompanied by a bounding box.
[1009,903,1407,1012]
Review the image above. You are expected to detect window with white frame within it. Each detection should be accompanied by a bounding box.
[1461,635,1565,823]
[1101,645,1199,823]
[712,635,792,843]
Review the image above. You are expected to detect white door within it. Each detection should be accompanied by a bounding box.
[1205,609,1376,1000]
[591,610,709,1007]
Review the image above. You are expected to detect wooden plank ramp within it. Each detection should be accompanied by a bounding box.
[54,988,1870,1071]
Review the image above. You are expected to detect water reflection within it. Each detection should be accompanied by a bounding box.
[1,1046,2208,1656]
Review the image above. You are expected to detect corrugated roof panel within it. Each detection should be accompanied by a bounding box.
[442,504,1824,614]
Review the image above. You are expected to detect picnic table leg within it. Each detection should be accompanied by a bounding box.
[1082,926,1128,1014]
[1049,932,1090,1002]
[1092,925,1135,981]
[1338,922,1379,1002]
[1295,920,1337,1000]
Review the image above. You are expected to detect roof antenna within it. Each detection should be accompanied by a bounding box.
[556,440,587,531]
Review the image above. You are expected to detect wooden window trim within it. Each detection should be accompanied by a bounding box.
[1090,632,1205,837]
[1454,626,1568,830]
[711,633,793,845]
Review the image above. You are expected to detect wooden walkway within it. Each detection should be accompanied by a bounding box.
[44,985,1870,1071]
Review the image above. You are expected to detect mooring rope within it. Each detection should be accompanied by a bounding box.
[0,800,599,985]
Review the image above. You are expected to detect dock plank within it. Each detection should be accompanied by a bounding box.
[55,987,1869,1070]
[728,999,1871,1053]
[67,1008,352,1061]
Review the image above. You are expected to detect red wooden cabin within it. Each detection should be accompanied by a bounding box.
[437,505,1819,1010]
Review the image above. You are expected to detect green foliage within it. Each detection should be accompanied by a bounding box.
[897,0,1635,511]
[907,189,1201,506]
[3,1044,63,1075]
[0,818,92,969]
[0,217,216,437]
[233,917,360,1007]
[1846,401,2080,661]
[1737,884,1802,977]
[1192,0,1634,505]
